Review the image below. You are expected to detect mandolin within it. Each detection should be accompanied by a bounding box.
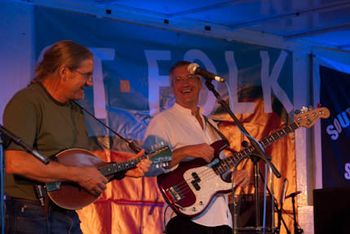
[47,145,171,210]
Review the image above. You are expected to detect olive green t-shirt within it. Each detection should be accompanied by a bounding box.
[3,83,89,200]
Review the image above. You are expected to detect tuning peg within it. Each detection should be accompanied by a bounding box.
[295,106,310,115]
[301,106,309,113]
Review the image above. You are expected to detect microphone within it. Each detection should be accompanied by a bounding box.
[187,63,225,83]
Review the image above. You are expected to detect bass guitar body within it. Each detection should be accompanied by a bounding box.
[157,140,231,217]
[157,157,232,217]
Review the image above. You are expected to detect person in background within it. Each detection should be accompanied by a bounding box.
[144,60,247,234]
[3,40,151,234]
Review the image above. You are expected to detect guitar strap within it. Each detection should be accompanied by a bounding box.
[203,115,230,145]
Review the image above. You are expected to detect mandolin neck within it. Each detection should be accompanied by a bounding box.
[98,155,146,177]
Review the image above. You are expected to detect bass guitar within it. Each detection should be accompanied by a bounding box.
[157,107,330,217]
[47,144,171,210]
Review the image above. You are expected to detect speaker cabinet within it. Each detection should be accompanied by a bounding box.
[314,188,350,234]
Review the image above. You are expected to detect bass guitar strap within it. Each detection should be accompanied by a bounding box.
[203,115,230,145]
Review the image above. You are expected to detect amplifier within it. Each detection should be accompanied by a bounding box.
[314,188,350,234]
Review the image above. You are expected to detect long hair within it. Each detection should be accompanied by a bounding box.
[33,40,93,83]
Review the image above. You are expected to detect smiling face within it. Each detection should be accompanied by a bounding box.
[60,58,94,102]
[170,64,202,110]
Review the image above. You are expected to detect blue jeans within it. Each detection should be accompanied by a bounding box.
[5,197,82,234]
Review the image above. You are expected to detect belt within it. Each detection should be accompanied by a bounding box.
[6,184,48,206]
[5,196,43,206]
[5,196,71,215]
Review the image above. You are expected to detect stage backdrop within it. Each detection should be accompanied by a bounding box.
[31,5,298,234]
[320,66,350,188]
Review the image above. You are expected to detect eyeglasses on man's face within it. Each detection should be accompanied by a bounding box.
[72,70,93,81]
[172,74,200,84]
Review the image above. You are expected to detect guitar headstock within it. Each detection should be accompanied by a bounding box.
[294,106,330,128]
[145,142,172,168]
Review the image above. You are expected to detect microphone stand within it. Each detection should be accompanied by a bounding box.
[285,192,303,234]
[204,79,280,178]
[0,132,4,234]
[72,101,144,181]
[0,125,49,164]
[259,174,291,234]
[72,101,142,153]
[0,124,49,234]
[204,79,281,233]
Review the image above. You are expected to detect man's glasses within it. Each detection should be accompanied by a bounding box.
[173,74,199,84]
[73,70,93,81]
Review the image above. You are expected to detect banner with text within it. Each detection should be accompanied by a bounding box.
[34,6,293,143]
[33,6,295,234]
[320,65,350,188]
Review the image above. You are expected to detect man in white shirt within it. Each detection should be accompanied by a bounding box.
[144,61,246,234]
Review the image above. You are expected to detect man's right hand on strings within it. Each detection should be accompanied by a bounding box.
[73,167,108,196]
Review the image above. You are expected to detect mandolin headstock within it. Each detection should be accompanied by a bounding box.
[145,142,172,168]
